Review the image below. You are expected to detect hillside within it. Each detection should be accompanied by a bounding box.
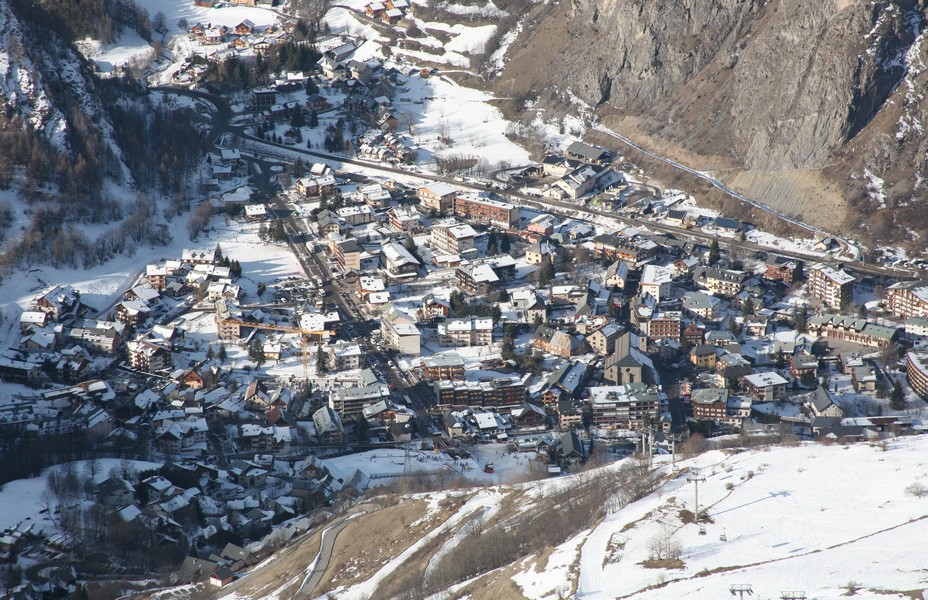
[490,0,928,243]
[202,437,928,600]
[0,0,204,271]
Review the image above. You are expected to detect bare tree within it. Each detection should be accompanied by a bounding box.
[465,511,485,538]
[647,524,682,561]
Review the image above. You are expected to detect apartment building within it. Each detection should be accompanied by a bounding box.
[807,263,854,309]
[437,317,493,347]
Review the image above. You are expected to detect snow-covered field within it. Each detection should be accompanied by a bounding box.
[0,459,161,533]
[568,437,928,599]
[317,437,928,599]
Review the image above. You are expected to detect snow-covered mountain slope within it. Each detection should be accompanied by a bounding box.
[0,0,132,185]
[203,437,928,600]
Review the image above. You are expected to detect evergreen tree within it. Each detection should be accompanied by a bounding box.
[708,238,720,265]
[316,345,327,374]
[890,381,906,411]
[270,220,287,242]
[486,231,498,256]
[217,345,227,360]
[500,234,511,253]
[794,304,808,333]
[742,297,755,316]
[249,338,265,366]
[355,415,371,442]
[291,107,306,128]
[206,346,214,359]
[214,243,224,264]
[309,110,319,128]
[537,255,555,287]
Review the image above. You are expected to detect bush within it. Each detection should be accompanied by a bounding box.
[905,482,927,498]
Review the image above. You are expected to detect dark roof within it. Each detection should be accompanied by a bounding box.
[714,217,742,230]
[565,141,611,161]
[560,430,584,457]
[809,386,836,413]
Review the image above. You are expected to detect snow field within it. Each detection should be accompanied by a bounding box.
[574,438,928,599]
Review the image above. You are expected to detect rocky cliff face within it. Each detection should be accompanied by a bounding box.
[496,0,928,238]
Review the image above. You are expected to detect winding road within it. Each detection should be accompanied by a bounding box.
[292,502,381,599]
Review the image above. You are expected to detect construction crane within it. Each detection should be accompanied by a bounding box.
[218,316,331,381]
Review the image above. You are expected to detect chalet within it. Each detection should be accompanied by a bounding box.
[550,165,618,200]
[690,344,718,369]
[604,260,630,289]
[20,311,49,333]
[35,285,80,322]
[182,248,217,266]
[806,386,844,418]
[381,7,403,22]
[359,183,392,207]
[681,322,705,346]
[564,141,612,165]
[510,402,547,430]
[95,477,135,508]
[381,241,420,279]
[455,263,499,295]
[533,326,579,358]
[388,205,421,233]
[591,234,655,265]
[765,255,803,284]
[312,407,344,444]
[245,204,267,221]
[789,353,819,379]
[850,365,878,394]
[127,340,172,373]
[232,19,255,35]
[696,268,747,298]
[510,290,547,324]
[115,300,150,328]
[366,2,386,17]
